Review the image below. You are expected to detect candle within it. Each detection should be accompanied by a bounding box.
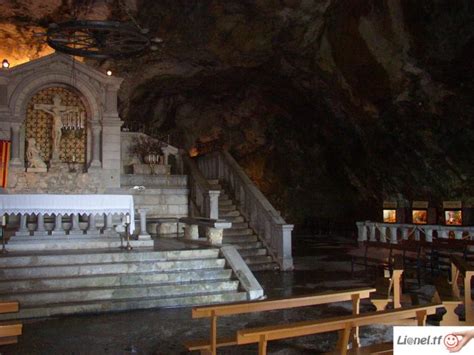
[1,215,6,226]
[125,214,131,224]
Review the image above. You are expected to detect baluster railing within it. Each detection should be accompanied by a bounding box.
[195,151,294,271]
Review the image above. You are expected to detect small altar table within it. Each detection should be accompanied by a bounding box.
[0,194,135,234]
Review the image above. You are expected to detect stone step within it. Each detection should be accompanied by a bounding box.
[218,193,229,200]
[0,259,226,280]
[220,210,240,217]
[231,242,263,250]
[219,199,233,207]
[237,248,268,257]
[219,205,236,212]
[249,263,279,272]
[0,249,219,268]
[5,238,154,251]
[224,216,244,223]
[223,228,253,236]
[230,222,249,229]
[207,179,220,186]
[244,255,274,265]
[223,235,258,243]
[0,291,248,320]
[0,269,234,293]
[0,280,240,307]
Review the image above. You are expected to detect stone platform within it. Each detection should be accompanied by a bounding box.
[0,245,248,320]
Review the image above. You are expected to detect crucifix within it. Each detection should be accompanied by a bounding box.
[34,95,80,161]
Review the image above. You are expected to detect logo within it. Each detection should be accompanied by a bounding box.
[443,334,459,350]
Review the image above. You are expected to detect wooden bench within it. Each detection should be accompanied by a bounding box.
[432,275,462,325]
[0,301,22,346]
[449,255,473,324]
[370,254,404,311]
[185,287,376,355]
[236,303,440,355]
[350,241,393,278]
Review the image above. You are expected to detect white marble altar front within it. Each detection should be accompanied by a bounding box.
[0,194,136,234]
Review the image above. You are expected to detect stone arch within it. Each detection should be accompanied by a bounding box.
[10,71,101,123]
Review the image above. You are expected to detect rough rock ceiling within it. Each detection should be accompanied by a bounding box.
[1,0,474,224]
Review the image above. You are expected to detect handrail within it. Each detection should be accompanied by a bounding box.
[195,151,293,270]
[182,154,211,218]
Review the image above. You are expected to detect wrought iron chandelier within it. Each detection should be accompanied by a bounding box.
[43,1,161,59]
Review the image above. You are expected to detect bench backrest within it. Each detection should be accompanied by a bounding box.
[192,287,375,318]
[237,304,440,353]
[0,302,18,314]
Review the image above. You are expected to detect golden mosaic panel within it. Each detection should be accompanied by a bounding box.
[26,87,87,163]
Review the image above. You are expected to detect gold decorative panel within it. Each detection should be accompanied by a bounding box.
[25,87,87,163]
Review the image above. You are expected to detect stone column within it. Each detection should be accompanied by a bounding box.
[389,226,398,244]
[184,224,199,240]
[379,226,387,243]
[356,222,367,243]
[10,123,22,166]
[208,190,220,219]
[401,227,409,240]
[52,214,64,236]
[69,214,83,235]
[104,213,114,235]
[138,208,151,240]
[369,223,376,242]
[34,213,47,236]
[425,228,433,243]
[206,227,223,245]
[16,213,30,236]
[454,229,463,240]
[90,125,101,168]
[87,213,100,236]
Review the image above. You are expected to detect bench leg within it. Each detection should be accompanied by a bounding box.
[440,303,462,326]
[258,334,268,355]
[210,314,217,355]
[351,294,361,347]
[336,325,352,355]
[371,299,389,311]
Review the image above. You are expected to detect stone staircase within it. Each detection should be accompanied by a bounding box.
[0,248,247,320]
[208,180,279,271]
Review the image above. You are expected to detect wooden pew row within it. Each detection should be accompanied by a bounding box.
[371,254,404,311]
[0,301,22,346]
[450,255,474,323]
[185,287,376,355]
[236,304,440,355]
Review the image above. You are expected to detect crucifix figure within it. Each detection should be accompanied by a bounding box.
[34,95,79,161]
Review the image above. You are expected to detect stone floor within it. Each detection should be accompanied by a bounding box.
[0,234,439,355]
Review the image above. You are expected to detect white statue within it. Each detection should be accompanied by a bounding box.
[26,138,47,169]
[34,95,79,161]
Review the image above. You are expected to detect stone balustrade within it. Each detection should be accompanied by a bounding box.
[356,221,474,244]
[195,151,294,271]
[13,213,126,237]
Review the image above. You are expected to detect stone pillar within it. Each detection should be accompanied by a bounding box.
[34,213,47,236]
[454,230,463,240]
[389,226,398,244]
[440,229,449,239]
[206,227,223,245]
[278,224,294,271]
[425,228,433,243]
[52,213,64,236]
[69,214,83,235]
[87,214,100,236]
[379,226,387,243]
[138,208,151,240]
[90,125,101,168]
[10,123,22,166]
[401,227,409,240]
[414,229,420,241]
[208,190,220,219]
[104,213,114,235]
[356,222,367,242]
[16,213,30,236]
[369,223,376,242]
[184,224,199,240]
